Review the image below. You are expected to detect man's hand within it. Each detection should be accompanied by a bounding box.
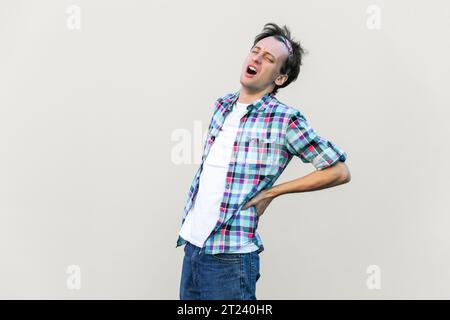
[241,161,351,218]
[242,189,276,218]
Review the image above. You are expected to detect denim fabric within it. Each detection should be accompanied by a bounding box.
[179,242,261,300]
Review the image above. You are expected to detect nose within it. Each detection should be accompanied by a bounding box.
[252,52,263,63]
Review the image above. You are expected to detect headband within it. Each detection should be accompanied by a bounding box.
[280,36,293,57]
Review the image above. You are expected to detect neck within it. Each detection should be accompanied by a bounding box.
[237,87,273,104]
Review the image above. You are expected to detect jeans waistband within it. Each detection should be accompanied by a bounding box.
[187,241,204,255]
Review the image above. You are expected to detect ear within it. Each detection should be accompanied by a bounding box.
[275,74,288,86]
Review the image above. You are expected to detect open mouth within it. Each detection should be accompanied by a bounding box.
[246,65,258,76]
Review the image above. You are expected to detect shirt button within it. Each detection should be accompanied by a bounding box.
[226,183,230,189]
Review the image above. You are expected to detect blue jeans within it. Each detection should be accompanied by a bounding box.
[179,242,261,300]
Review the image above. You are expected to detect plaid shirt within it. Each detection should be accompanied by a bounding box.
[176,90,347,254]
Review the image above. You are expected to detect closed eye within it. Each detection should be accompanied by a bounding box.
[251,50,274,63]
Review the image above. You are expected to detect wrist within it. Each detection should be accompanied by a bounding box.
[265,186,280,199]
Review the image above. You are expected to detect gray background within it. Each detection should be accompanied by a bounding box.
[1,0,449,299]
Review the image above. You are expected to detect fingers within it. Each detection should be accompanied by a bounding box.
[243,200,253,210]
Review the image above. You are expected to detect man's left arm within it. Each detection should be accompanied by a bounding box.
[242,161,350,216]
[266,160,351,197]
[242,110,351,215]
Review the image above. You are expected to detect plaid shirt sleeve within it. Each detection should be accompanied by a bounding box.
[285,110,347,170]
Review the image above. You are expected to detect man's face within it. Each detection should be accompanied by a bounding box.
[240,36,290,93]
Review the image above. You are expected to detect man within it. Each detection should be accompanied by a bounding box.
[176,22,351,300]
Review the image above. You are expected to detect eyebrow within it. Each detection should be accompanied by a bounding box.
[252,46,277,61]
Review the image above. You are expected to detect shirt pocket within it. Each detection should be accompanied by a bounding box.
[242,135,279,177]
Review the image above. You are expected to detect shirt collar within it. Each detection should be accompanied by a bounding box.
[223,90,275,113]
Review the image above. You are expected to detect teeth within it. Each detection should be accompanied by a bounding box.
[249,66,257,72]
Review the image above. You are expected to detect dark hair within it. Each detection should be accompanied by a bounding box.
[252,22,307,95]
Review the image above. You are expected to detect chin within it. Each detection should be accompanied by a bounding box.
[240,76,255,86]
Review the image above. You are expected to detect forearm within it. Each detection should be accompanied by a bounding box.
[266,161,350,198]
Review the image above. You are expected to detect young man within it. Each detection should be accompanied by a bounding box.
[176,22,351,300]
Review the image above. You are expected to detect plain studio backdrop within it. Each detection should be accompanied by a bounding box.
[1,0,449,299]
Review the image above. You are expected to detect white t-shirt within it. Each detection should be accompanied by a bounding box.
[178,101,260,253]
